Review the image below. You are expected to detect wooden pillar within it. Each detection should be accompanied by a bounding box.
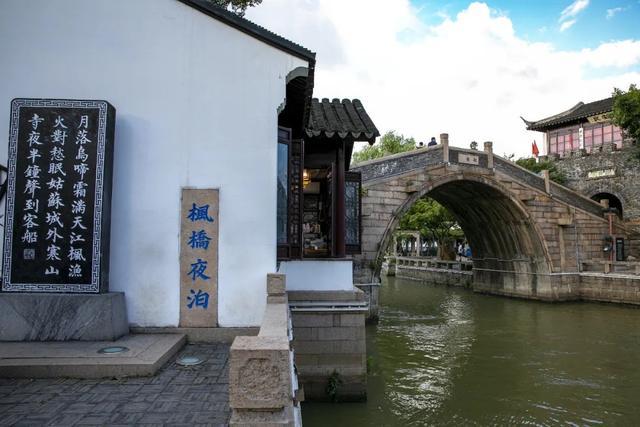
[335,140,346,258]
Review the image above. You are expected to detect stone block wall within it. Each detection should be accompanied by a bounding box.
[578,273,640,304]
[288,291,367,402]
[550,143,640,223]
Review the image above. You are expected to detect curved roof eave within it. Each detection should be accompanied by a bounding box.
[178,0,316,63]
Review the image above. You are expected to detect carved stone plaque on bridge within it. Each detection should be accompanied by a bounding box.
[179,188,219,327]
[2,99,115,293]
[458,152,479,165]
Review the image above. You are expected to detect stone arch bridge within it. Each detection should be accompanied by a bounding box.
[351,137,638,301]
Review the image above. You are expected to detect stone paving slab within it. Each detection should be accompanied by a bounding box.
[0,343,230,426]
[0,334,186,379]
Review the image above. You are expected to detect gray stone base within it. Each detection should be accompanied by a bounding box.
[0,292,128,341]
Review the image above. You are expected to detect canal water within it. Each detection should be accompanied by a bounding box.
[302,277,640,426]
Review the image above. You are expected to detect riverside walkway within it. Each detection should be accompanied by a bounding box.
[0,343,230,426]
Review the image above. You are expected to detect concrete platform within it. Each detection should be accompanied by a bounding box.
[0,333,186,379]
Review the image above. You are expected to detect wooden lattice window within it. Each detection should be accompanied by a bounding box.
[345,171,362,254]
[277,127,303,260]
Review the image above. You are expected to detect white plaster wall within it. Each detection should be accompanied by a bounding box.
[0,0,308,327]
[278,260,354,291]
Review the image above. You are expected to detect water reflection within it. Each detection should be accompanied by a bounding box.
[303,277,640,426]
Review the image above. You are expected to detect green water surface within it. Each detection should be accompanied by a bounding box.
[302,277,640,426]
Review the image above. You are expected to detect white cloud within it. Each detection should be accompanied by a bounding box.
[606,7,626,19]
[559,0,590,22]
[246,1,640,157]
[581,40,640,68]
[558,0,589,31]
[559,19,577,32]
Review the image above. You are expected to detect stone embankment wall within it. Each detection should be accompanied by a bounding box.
[288,290,368,402]
[547,141,640,224]
[354,283,380,323]
[393,257,473,288]
[393,256,640,306]
[578,273,640,304]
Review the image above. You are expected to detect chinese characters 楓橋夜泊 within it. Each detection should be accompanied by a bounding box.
[185,202,215,310]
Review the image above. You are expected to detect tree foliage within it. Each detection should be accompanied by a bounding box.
[612,84,640,147]
[352,131,415,164]
[205,0,262,17]
[398,197,462,259]
[515,157,567,185]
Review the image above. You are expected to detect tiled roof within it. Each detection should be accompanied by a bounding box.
[178,0,315,62]
[523,97,614,131]
[306,98,380,143]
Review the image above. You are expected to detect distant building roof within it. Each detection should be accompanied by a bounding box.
[306,98,380,143]
[178,0,316,62]
[522,96,614,131]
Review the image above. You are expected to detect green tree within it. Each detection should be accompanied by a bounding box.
[612,84,640,156]
[398,197,462,260]
[352,131,416,164]
[205,0,262,17]
[515,157,567,185]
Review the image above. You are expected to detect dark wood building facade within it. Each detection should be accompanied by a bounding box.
[277,89,379,260]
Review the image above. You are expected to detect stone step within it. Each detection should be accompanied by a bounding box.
[0,333,185,379]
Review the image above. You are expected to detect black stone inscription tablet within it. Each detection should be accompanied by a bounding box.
[2,99,115,293]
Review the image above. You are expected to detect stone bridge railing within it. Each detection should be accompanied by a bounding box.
[391,256,474,287]
[229,273,302,426]
[352,136,606,218]
[394,256,473,271]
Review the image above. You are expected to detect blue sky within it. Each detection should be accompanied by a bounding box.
[412,0,640,50]
[248,0,640,156]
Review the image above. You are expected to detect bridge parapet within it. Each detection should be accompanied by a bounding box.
[493,156,605,218]
[352,145,444,182]
[448,147,490,169]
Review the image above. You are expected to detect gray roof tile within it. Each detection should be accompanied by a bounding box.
[524,97,613,131]
[307,98,380,142]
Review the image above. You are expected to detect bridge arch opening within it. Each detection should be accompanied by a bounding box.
[590,192,623,219]
[378,176,552,297]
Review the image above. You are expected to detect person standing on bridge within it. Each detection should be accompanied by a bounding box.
[428,137,437,147]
